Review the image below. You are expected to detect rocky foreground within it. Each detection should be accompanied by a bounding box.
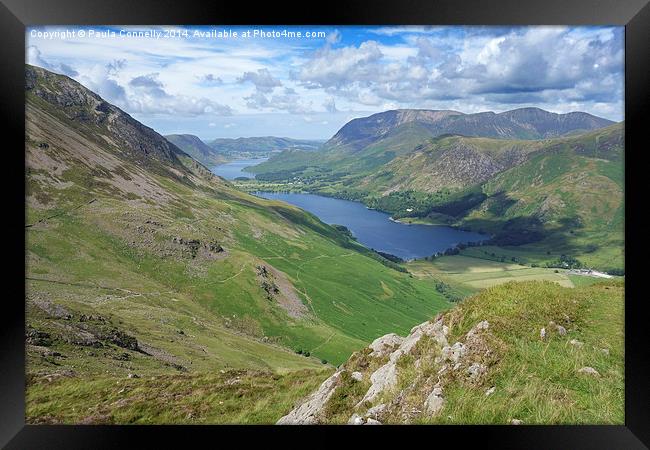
[278,315,486,424]
[277,280,623,425]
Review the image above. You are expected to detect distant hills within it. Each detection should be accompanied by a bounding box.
[209,136,323,156]
[165,133,226,166]
[164,134,324,166]
[251,107,623,270]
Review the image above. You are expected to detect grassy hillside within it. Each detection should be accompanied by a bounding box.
[165,134,226,166]
[283,279,624,424]
[27,369,332,424]
[25,62,451,412]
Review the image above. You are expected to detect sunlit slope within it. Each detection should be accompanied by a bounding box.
[25,64,450,375]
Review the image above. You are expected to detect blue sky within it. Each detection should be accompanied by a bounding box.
[27,25,624,140]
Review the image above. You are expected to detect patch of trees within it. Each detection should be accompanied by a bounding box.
[546,254,584,269]
[606,268,624,276]
[365,189,455,218]
[435,280,462,303]
[331,224,356,240]
[376,251,404,263]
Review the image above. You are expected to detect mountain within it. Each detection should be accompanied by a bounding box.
[252,107,614,175]
[209,136,323,156]
[278,279,624,424]
[249,110,623,271]
[25,65,454,423]
[165,133,226,166]
[24,64,624,425]
[326,108,614,153]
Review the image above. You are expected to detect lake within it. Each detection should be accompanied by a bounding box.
[212,157,268,180]
[255,192,488,260]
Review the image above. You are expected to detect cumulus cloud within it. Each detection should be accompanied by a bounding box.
[26,25,624,126]
[292,27,623,117]
[78,64,232,117]
[246,87,313,114]
[198,73,223,85]
[238,68,282,93]
[323,97,338,113]
[27,45,79,77]
[127,72,232,116]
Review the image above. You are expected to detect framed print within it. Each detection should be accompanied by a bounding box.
[1,0,648,447]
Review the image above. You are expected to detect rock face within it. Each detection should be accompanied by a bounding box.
[276,370,343,424]
[358,318,449,406]
[369,333,404,357]
[278,315,498,424]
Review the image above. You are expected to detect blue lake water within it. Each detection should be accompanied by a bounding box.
[255,192,489,260]
[212,157,268,180]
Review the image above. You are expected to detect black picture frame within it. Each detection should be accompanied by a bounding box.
[1,0,648,447]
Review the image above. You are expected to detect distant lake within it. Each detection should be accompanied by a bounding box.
[212,157,268,180]
[255,192,489,260]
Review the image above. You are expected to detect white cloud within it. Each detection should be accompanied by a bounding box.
[26,24,625,136]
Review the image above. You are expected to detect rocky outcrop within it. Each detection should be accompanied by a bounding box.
[368,333,404,357]
[358,318,449,406]
[279,315,498,425]
[277,369,344,424]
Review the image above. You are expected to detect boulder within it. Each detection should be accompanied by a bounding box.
[569,339,584,347]
[366,403,387,419]
[369,333,404,357]
[358,360,399,405]
[364,418,382,425]
[467,362,487,381]
[347,413,364,425]
[351,371,364,382]
[424,387,445,415]
[577,367,600,377]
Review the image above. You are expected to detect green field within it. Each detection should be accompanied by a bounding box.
[407,255,577,293]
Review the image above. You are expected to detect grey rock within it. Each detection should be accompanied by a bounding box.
[578,366,600,377]
[556,325,567,336]
[277,369,344,424]
[511,419,523,425]
[364,418,382,425]
[368,333,404,357]
[366,403,386,419]
[569,339,584,347]
[540,327,547,340]
[358,318,448,405]
[347,413,364,425]
[467,362,487,381]
[351,371,364,382]
[358,359,399,405]
[485,386,496,396]
[424,387,445,415]
[466,320,489,338]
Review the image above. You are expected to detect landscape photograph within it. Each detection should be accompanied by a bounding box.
[25,25,624,425]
